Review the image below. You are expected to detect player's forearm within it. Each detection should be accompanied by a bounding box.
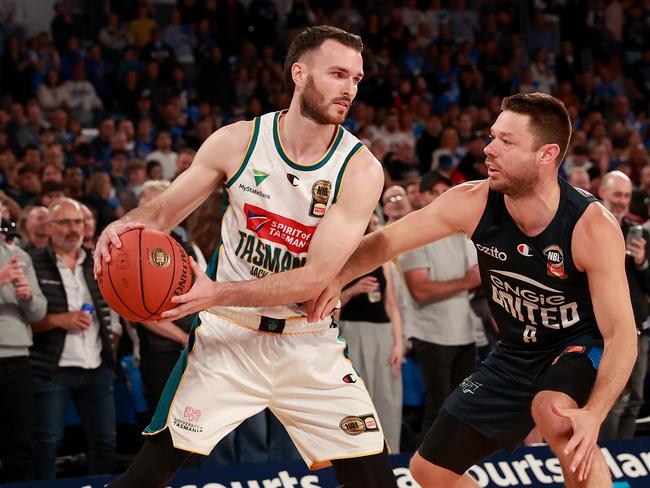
[122,200,171,232]
[214,264,326,308]
[585,325,638,420]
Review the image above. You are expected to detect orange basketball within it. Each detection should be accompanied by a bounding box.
[98,228,193,321]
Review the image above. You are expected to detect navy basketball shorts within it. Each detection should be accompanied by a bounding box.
[419,340,602,474]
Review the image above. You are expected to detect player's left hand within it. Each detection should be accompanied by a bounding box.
[306,281,342,322]
[161,257,215,321]
[552,403,602,482]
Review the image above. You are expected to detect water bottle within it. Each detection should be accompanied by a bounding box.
[81,303,94,315]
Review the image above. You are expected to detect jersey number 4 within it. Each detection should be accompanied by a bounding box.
[523,324,537,343]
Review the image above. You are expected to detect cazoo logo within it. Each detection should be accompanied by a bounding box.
[476,244,508,261]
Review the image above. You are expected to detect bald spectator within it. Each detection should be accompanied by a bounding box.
[19,206,49,252]
[568,167,592,192]
[30,198,118,479]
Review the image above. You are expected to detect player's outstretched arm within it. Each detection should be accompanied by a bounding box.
[554,203,638,479]
[160,148,385,320]
[93,121,253,276]
[307,180,487,320]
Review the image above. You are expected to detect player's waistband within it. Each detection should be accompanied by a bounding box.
[204,307,334,334]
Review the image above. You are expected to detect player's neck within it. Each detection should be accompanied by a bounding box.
[504,177,561,237]
[279,108,339,165]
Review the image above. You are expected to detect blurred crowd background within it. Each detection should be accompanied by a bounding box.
[0,0,650,482]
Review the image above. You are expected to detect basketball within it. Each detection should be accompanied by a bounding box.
[98,228,193,321]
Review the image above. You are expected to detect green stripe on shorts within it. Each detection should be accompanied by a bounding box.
[144,321,201,434]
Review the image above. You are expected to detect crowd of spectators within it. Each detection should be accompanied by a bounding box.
[0,0,649,482]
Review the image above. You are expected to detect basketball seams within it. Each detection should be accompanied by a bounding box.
[106,228,148,321]
[139,228,156,317]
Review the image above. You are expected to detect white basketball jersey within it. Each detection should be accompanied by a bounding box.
[209,111,365,319]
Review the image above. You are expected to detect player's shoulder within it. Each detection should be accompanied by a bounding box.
[341,145,384,182]
[444,179,489,203]
[194,119,257,169]
[573,201,625,266]
[576,201,621,237]
[208,119,257,147]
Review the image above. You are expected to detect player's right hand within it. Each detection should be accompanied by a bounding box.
[93,220,145,278]
[60,311,93,332]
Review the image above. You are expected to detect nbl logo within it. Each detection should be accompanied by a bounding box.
[543,245,568,279]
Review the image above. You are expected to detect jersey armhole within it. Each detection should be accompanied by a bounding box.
[225,117,261,189]
[470,187,498,242]
[332,141,365,204]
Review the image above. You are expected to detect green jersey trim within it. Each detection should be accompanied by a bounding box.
[333,142,365,204]
[272,111,343,171]
[225,117,260,189]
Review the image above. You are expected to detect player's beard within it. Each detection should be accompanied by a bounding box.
[300,75,348,125]
[489,153,539,198]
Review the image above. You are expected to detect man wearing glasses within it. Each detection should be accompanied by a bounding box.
[29,198,120,480]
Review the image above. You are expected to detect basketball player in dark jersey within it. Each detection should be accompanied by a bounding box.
[309,92,638,487]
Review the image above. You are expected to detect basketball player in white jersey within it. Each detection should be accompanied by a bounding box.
[96,26,398,487]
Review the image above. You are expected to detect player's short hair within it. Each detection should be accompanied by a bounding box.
[501,92,572,165]
[284,25,363,97]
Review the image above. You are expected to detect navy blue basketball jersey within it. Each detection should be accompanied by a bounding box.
[472,177,603,350]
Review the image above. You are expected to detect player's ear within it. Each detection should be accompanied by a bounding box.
[292,62,307,92]
[538,143,560,167]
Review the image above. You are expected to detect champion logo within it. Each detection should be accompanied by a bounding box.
[517,244,533,257]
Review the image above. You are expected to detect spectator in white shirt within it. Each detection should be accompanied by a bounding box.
[29,198,119,479]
